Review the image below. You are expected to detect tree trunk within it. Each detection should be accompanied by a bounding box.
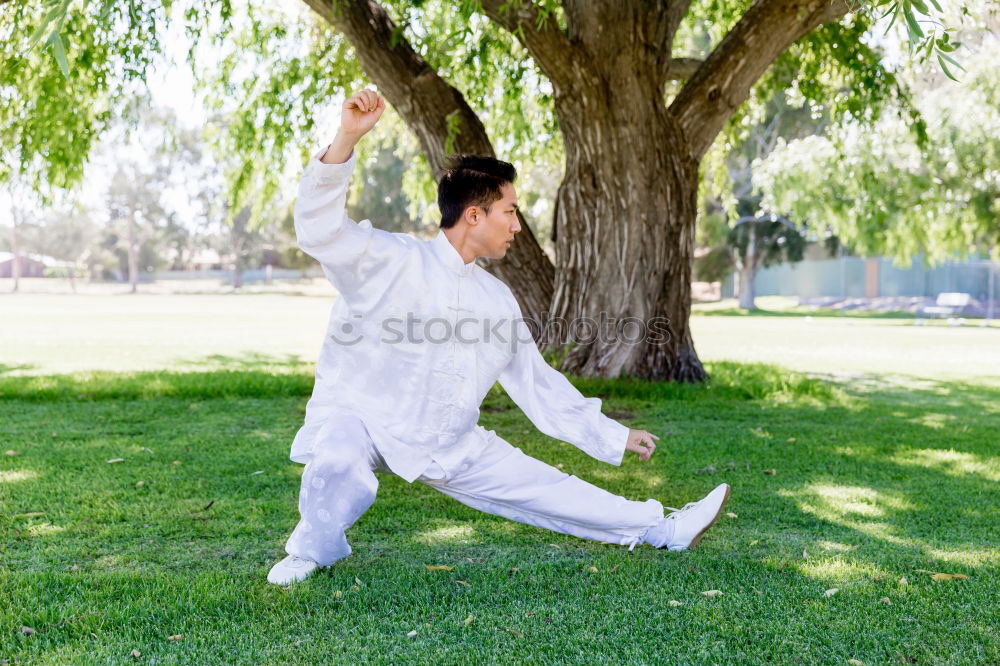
[10,206,20,292]
[546,71,707,381]
[737,264,757,310]
[127,212,138,293]
[738,224,757,310]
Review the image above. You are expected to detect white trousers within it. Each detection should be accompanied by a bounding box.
[284,413,675,566]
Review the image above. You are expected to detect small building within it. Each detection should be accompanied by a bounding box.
[0,251,55,278]
[188,249,224,271]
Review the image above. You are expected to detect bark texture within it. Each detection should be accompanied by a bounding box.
[539,4,707,380]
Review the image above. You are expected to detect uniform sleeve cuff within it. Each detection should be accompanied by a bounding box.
[599,419,630,466]
[307,144,357,178]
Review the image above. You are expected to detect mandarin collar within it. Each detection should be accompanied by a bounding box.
[430,229,477,277]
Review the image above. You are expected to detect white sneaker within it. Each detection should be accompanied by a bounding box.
[662,483,730,551]
[267,555,320,585]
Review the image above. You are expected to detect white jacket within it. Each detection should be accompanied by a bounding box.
[289,144,629,482]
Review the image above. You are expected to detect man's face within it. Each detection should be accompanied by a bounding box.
[468,183,521,260]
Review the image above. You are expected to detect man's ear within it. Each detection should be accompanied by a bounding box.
[465,206,481,226]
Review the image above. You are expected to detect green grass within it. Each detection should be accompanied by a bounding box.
[2,362,998,664]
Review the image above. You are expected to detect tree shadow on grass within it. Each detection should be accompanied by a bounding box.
[176,351,311,371]
[0,365,316,402]
[0,362,39,375]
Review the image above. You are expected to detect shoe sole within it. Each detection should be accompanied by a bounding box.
[685,484,730,550]
[268,563,321,585]
[269,570,313,584]
[268,570,317,585]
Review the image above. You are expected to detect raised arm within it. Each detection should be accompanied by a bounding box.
[294,88,408,301]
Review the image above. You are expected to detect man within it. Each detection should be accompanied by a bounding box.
[268,88,730,585]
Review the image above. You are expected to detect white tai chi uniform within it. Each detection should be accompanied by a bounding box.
[283,144,675,566]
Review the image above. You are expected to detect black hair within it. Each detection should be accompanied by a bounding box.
[436,154,517,229]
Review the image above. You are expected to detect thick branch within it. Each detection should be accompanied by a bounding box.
[670,0,852,160]
[663,57,702,81]
[301,0,495,170]
[298,0,554,318]
[477,0,574,82]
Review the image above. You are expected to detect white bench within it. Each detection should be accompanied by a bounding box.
[922,292,971,317]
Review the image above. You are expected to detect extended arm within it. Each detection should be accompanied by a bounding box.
[496,298,631,465]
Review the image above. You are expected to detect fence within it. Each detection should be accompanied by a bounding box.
[142,266,320,283]
[722,254,998,315]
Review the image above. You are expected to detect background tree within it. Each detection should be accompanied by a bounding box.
[4,177,30,292]
[753,46,1000,267]
[217,205,259,289]
[695,85,826,309]
[35,202,100,291]
[346,144,422,236]
[104,155,175,292]
[2,0,965,380]
[729,214,809,310]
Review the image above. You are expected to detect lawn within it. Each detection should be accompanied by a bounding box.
[2,293,998,664]
[691,296,1000,384]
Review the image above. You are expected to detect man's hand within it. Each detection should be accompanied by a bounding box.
[321,88,386,164]
[625,428,660,462]
[341,88,385,136]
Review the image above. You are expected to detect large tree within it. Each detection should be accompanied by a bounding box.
[2,0,960,380]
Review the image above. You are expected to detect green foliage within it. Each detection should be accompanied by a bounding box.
[874,0,968,80]
[3,0,965,238]
[693,244,734,284]
[180,0,564,231]
[0,0,168,200]
[699,12,927,222]
[394,0,565,208]
[191,2,367,230]
[753,51,1000,266]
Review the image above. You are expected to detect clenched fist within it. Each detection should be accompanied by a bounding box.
[625,428,660,461]
[341,88,385,137]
